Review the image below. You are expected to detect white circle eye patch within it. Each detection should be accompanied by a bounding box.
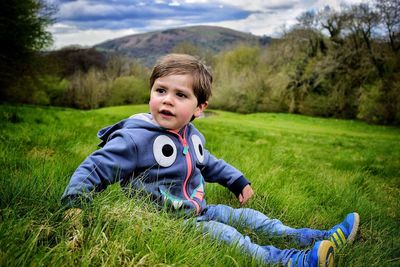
[191,134,204,164]
[153,135,177,167]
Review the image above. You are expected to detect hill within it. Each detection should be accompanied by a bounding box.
[94,25,271,66]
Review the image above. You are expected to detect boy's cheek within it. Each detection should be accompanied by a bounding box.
[182,110,196,121]
[149,99,158,112]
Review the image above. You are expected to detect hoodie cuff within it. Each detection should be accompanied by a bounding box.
[228,176,250,197]
[61,195,90,210]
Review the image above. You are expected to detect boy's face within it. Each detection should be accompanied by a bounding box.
[149,74,208,132]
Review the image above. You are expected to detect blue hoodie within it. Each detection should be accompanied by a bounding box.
[61,113,250,215]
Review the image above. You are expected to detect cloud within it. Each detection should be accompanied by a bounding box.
[216,0,302,12]
[209,10,299,37]
[55,0,250,29]
[203,0,367,37]
[49,23,138,48]
[47,0,368,48]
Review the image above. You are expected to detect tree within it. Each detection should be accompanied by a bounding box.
[46,47,107,78]
[172,41,215,66]
[296,11,327,57]
[375,0,400,52]
[340,3,385,77]
[350,3,380,52]
[297,10,318,29]
[0,0,55,100]
[317,6,347,44]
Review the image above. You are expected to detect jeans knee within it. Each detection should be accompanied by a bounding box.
[215,204,234,213]
[206,204,233,220]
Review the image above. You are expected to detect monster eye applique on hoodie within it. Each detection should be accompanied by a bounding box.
[153,135,177,167]
[191,134,204,164]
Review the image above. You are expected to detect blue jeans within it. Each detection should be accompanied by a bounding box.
[196,204,327,265]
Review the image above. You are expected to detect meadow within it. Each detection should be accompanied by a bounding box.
[0,104,399,266]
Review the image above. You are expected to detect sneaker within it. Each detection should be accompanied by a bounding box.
[287,240,334,267]
[327,212,360,251]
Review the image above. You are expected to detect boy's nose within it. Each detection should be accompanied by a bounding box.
[162,94,173,105]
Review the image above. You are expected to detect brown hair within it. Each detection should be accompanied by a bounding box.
[150,54,212,105]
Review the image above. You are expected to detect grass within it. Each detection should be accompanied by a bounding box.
[0,104,399,266]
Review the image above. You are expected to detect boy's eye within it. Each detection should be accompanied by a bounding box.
[176,92,187,98]
[155,88,166,93]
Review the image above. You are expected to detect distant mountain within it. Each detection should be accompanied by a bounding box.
[94,25,271,67]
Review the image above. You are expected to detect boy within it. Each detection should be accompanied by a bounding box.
[62,54,359,266]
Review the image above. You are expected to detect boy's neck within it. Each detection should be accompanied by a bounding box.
[168,126,187,137]
[148,113,187,136]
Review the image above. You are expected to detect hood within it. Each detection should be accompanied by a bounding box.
[97,113,161,147]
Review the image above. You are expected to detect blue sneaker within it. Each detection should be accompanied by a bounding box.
[327,212,359,251]
[287,240,334,267]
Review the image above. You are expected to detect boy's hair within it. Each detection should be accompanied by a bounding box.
[150,54,212,105]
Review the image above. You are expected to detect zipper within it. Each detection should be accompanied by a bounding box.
[168,127,201,214]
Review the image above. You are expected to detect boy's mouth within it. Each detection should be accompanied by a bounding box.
[159,109,175,117]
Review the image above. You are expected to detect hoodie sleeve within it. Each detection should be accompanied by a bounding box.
[61,130,138,209]
[201,149,250,197]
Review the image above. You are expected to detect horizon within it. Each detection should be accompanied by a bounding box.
[46,0,366,49]
[64,25,261,49]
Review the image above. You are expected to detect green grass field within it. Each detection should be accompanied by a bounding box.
[1,104,399,266]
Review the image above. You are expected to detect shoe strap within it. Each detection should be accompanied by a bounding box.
[329,227,347,249]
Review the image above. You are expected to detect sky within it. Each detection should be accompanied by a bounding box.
[47,0,366,49]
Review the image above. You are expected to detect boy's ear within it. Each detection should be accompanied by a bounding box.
[194,101,208,117]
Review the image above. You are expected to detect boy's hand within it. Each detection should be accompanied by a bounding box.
[238,184,254,205]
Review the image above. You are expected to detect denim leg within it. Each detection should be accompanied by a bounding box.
[197,219,299,265]
[201,204,327,246]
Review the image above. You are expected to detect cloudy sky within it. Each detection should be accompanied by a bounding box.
[47,0,366,49]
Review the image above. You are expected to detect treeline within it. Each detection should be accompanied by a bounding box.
[2,0,399,125]
[211,0,400,125]
[36,48,150,109]
[3,47,149,109]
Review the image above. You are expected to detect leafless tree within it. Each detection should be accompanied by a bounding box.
[317,6,348,44]
[375,0,400,51]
